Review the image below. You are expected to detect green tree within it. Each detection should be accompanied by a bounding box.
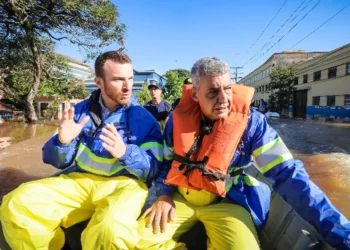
[163,69,190,103]
[0,0,126,122]
[268,66,299,113]
[135,84,151,106]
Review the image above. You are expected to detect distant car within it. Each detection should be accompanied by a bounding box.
[265,112,280,119]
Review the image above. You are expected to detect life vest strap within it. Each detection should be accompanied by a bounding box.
[174,154,244,181]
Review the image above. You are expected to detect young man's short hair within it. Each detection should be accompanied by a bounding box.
[95,50,132,79]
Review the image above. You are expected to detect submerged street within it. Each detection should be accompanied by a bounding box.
[268,118,350,218]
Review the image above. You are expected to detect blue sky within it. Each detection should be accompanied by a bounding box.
[56,0,350,78]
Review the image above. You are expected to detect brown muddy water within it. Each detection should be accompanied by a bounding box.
[269,118,350,219]
[0,120,349,219]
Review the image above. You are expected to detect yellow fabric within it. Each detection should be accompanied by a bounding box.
[0,172,148,250]
[136,191,260,250]
[178,187,219,207]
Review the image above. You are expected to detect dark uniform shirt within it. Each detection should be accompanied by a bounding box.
[144,100,172,121]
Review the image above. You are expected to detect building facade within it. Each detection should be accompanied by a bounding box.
[239,44,350,121]
[293,44,350,121]
[239,51,326,106]
[61,55,94,80]
[35,55,92,120]
[84,69,167,94]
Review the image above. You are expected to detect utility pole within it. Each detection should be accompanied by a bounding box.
[230,66,243,83]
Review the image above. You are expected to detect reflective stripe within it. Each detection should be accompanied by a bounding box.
[260,152,293,173]
[254,140,290,168]
[225,173,259,191]
[229,164,249,174]
[225,175,240,192]
[140,142,163,161]
[75,144,123,176]
[252,137,282,157]
[163,140,174,161]
[78,144,118,164]
[242,175,260,186]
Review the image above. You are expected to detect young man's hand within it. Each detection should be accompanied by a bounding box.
[58,107,89,145]
[99,123,127,159]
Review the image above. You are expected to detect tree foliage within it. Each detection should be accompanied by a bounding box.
[0,0,125,122]
[268,66,299,113]
[135,84,151,106]
[163,69,190,103]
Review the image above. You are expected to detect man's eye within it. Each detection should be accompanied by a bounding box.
[207,91,217,98]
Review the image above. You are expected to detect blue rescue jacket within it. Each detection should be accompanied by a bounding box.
[157,109,350,249]
[42,90,162,185]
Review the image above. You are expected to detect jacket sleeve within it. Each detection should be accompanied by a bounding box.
[155,114,176,196]
[250,112,350,250]
[118,110,163,183]
[42,129,79,169]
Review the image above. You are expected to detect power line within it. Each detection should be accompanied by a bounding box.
[243,0,323,68]
[298,48,350,73]
[297,44,350,72]
[230,66,244,83]
[289,2,350,49]
[243,0,312,66]
[237,0,288,64]
[298,53,350,74]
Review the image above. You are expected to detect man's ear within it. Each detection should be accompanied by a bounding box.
[95,76,103,88]
[191,87,199,102]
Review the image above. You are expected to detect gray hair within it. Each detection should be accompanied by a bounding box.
[190,57,230,88]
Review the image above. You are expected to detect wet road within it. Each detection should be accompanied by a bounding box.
[0,123,56,199]
[268,118,350,219]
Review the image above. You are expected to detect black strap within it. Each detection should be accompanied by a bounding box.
[178,119,214,171]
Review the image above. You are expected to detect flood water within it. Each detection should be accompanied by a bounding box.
[0,122,56,148]
[0,120,349,219]
[269,119,350,219]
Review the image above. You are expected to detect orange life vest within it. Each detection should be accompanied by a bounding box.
[165,84,255,197]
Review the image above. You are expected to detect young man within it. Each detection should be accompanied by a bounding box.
[0,51,162,250]
[137,57,350,250]
[144,83,172,122]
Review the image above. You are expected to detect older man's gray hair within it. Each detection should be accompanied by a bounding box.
[190,57,230,88]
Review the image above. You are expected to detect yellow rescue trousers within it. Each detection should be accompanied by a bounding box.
[137,187,260,250]
[0,172,148,250]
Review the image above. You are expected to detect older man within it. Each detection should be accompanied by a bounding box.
[0,51,162,250]
[137,57,350,250]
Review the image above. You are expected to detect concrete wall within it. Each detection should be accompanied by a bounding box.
[294,44,350,120]
[239,51,327,106]
[35,97,84,120]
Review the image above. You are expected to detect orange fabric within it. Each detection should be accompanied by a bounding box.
[165,84,255,197]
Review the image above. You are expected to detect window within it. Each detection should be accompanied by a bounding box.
[313,96,320,106]
[328,67,337,79]
[39,102,49,118]
[327,96,335,107]
[345,95,350,106]
[347,63,350,75]
[303,74,308,84]
[313,71,321,81]
[294,77,298,85]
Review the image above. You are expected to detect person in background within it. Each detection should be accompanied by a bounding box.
[144,83,172,126]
